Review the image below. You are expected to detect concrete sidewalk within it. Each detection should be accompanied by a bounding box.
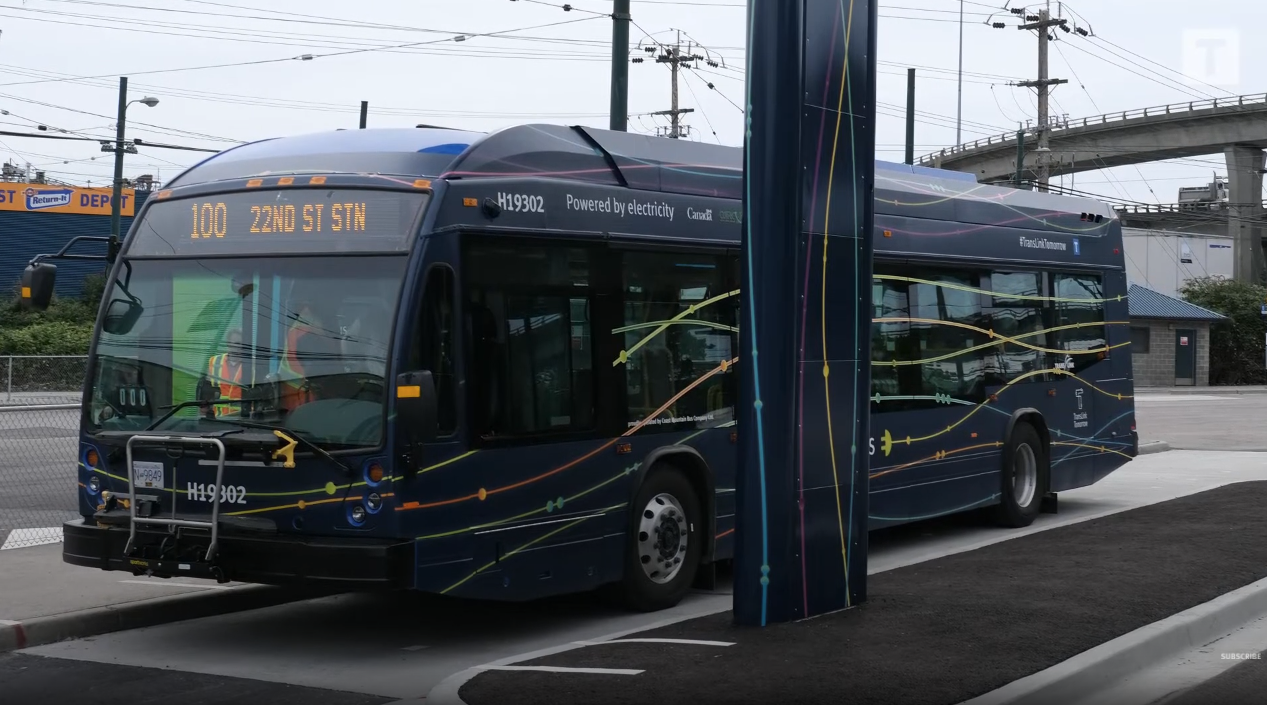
[0,542,308,651]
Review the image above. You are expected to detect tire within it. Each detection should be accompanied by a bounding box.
[619,465,702,612]
[994,422,1048,528]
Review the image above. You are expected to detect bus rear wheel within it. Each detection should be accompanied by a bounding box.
[620,465,702,612]
[995,421,1048,528]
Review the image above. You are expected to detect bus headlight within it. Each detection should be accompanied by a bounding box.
[366,493,382,513]
[88,476,101,494]
[349,505,367,525]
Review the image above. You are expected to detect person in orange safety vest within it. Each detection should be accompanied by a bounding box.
[276,299,330,411]
[207,328,245,417]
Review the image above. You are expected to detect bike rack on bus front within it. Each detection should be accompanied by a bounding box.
[122,435,227,563]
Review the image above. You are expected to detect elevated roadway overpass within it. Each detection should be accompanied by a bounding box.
[918,94,1267,282]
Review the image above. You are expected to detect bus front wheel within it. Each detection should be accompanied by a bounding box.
[620,465,702,612]
[995,422,1048,528]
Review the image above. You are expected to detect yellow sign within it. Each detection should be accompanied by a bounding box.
[0,182,136,216]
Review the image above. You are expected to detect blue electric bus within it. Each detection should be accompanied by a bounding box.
[23,125,1135,612]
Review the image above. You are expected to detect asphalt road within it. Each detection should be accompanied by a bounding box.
[13,450,1267,703]
[1134,392,1267,451]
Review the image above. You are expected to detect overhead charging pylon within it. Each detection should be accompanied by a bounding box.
[735,0,879,626]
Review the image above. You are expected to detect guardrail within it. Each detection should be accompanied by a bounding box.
[1112,202,1267,215]
[918,92,1267,166]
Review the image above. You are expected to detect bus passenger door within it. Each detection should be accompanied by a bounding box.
[396,253,466,563]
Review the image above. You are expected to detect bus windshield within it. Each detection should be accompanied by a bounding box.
[87,256,406,448]
[85,189,427,449]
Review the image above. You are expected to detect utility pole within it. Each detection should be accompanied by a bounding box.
[1014,129,1026,186]
[905,68,916,165]
[610,0,630,131]
[649,31,695,139]
[956,1,963,145]
[1015,2,1068,192]
[359,101,368,129]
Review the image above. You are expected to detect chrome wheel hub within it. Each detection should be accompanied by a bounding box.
[637,492,688,584]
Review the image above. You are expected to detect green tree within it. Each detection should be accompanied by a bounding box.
[1177,276,1267,385]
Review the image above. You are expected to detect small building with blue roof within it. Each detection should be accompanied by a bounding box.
[1128,282,1226,387]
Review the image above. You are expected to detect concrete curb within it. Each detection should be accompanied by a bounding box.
[0,584,311,653]
[958,576,1267,705]
[1138,440,1171,455]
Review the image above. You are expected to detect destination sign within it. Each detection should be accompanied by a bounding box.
[127,189,429,256]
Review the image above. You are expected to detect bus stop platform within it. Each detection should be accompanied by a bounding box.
[452,481,1267,705]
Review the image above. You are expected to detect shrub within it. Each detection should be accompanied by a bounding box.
[1178,276,1267,386]
[0,320,94,356]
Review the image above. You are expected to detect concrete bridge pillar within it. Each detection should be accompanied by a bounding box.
[1224,145,1266,283]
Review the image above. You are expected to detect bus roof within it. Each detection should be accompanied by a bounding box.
[168,124,1116,223]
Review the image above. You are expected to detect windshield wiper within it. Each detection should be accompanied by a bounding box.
[210,417,352,476]
[147,399,351,475]
[148,399,244,432]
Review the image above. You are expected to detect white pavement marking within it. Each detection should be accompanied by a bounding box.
[116,580,234,590]
[0,528,61,550]
[573,638,734,647]
[483,666,643,676]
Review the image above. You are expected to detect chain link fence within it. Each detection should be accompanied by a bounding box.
[0,355,88,406]
[0,356,87,550]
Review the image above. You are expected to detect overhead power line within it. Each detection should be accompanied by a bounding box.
[0,129,220,152]
[0,11,605,87]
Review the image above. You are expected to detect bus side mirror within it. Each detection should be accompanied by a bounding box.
[19,262,57,311]
[102,298,144,335]
[396,370,438,446]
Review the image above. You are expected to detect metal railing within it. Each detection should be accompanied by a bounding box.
[1113,202,1267,216]
[918,92,1267,166]
[0,402,81,550]
[1,355,87,406]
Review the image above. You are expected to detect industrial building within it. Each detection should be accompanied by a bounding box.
[0,181,148,299]
[1123,227,1233,299]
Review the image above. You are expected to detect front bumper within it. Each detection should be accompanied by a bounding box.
[62,519,414,589]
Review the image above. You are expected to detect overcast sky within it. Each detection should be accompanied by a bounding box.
[0,0,1257,205]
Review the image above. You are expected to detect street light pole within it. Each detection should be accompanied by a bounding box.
[109,77,159,250]
[110,76,128,247]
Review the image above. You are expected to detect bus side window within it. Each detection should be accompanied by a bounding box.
[416,266,457,437]
[1051,273,1106,374]
[621,250,735,432]
[464,239,596,440]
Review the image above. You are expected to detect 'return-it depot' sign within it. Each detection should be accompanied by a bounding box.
[0,182,135,216]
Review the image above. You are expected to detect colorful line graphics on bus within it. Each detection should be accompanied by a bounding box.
[67,123,1133,616]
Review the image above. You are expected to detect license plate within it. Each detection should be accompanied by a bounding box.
[133,461,165,489]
